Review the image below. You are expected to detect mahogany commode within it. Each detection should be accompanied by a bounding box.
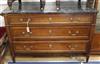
[1,0,98,63]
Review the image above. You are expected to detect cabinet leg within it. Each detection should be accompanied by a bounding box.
[10,55,15,63]
[86,55,89,63]
[10,49,16,63]
[8,44,16,63]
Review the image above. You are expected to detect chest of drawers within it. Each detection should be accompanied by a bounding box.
[4,13,97,62]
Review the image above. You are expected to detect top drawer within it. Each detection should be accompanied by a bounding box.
[6,14,93,26]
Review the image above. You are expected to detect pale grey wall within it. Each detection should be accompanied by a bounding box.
[96,0,100,24]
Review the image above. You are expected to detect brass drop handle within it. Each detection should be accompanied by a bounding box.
[26,18,32,34]
[48,44,52,48]
[22,18,32,36]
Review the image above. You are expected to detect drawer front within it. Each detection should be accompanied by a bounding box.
[7,14,92,25]
[13,41,87,52]
[10,27,90,38]
[91,33,100,51]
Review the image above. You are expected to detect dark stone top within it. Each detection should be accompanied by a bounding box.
[1,2,97,14]
[1,2,99,33]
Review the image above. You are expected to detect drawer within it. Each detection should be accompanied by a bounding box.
[13,41,87,52]
[10,26,90,38]
[7,14,92,25]
[91,33,100,51]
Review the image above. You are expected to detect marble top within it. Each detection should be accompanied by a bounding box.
[1,2,97,14]
[1,2,100,32]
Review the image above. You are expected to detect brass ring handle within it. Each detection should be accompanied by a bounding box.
[26,18,31,33]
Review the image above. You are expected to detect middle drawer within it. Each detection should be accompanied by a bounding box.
[10,26,90,40]
[10,26,90,37]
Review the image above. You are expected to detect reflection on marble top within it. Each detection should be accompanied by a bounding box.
[1,2,97,14]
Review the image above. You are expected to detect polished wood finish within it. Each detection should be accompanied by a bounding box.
[91,33,100,54]
[14,42,86,52]
[10,27,90,37]
[7,14,93,25]
[4,12,97,63]
[2,0,98,63]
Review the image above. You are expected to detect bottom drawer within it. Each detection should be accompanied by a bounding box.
[13,41,87,52]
